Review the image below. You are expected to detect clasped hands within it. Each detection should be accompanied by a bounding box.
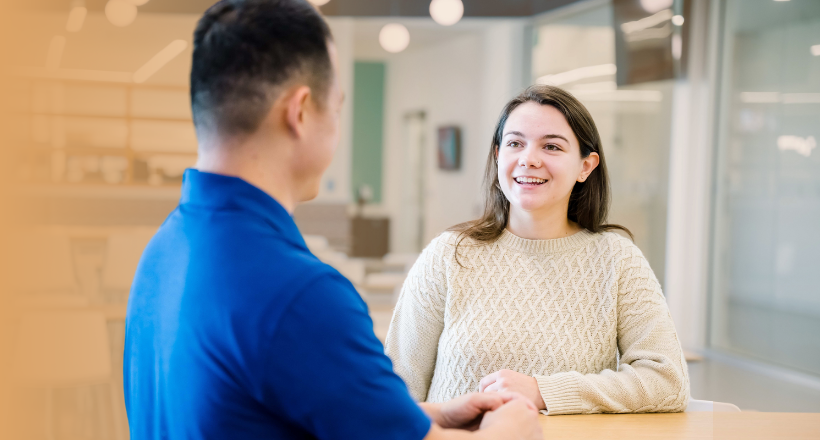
[426,391,538,432]
[425,369,545,432]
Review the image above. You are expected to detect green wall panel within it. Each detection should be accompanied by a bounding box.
[351,61,385,203]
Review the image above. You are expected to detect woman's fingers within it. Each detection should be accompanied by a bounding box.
[466,392,506,411]
[495,392,538,411]
[478,372,499,392]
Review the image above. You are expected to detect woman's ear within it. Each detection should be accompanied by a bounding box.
[578,152,600,182]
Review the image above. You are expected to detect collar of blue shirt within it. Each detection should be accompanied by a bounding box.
[179,168,307,250]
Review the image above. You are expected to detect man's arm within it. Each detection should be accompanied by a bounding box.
[262,272,541,440]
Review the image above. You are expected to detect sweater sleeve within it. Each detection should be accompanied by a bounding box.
[384,235,450,402]
[535,237,690,415]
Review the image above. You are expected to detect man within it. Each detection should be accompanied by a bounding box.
[123,0,542,439]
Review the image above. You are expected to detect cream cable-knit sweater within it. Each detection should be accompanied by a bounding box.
[385,229,689,415]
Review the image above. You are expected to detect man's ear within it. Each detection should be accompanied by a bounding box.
[284,85,312,138]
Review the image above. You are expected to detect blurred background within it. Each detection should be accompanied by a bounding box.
[0,0,818,438]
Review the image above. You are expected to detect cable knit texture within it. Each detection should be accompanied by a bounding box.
[385,229,690,415]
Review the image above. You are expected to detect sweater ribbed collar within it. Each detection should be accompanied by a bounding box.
[495,228,596,254]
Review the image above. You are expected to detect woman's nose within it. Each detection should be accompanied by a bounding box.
[518,149,541,168]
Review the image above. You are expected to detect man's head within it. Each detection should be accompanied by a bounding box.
[191,0,343,205]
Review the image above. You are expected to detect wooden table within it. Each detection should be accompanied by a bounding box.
[539,412,820,439]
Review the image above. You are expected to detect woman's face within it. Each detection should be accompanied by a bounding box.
[496,102,598,217]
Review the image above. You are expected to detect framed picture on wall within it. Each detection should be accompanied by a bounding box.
[437,126,461,170]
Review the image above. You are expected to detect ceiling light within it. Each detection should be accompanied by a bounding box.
[739,92,779,103]
[811,45,820,56]
[570,89,663,102]
[537,64,617,86]
[12,66,133,83]
[124,0,150,5]
[105,0,137,27]
[307,0,331,5]
[379,24,410,53]
[133,40,188,83]
[639,0,673,14]
[66,6,87,32]
[672,15,684,26]
[782,93,820,104]
[777,135,815,157]
[429,0,464,26]
[621,9,673,34]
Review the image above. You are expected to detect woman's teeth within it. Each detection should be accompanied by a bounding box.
[514,177,546,184]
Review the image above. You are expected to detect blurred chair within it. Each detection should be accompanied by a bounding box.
[382,252,420,273]
[360,272,406,308]
[101,230,155,301]
[11,310,121,440]
[686,398,741,412]
[363,272,406,295]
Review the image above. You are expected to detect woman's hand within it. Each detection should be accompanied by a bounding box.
[479,369,546,411]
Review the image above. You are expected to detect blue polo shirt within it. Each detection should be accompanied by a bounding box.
[123,169,431,440]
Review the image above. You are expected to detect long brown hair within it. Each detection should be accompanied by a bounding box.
[450,84,632,250]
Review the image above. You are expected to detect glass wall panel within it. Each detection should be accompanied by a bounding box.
[532,3,673,284]
[711,0,820,376]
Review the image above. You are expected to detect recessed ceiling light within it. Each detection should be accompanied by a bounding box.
[640,0,673,14]
[105,0,137,27]
[429,0,464,26]
[66,5,87,32]
[379,24,410,53]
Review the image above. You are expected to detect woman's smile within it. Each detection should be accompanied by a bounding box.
[513,176,548,186]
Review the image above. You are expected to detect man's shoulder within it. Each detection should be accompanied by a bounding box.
[139,211,350,311]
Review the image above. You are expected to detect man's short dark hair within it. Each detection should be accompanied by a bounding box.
[191,0,333,138]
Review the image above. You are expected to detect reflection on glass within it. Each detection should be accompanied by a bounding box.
[532,3,672,284]
[710,0,820,376]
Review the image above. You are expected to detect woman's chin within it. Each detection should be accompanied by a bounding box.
[511,199,553,213]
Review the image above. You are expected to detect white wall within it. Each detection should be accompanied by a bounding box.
[379,20,528,252]
[315,18,355,204]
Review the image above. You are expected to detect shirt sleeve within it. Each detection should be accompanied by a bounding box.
[262,272,432,440]
[384,235,449,402]
[535,238,690,415]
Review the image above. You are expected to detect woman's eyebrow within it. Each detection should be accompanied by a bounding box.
[542,134,569,142]
[503,131,569,143]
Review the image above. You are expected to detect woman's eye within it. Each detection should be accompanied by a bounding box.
[508,141,522,148]
[545,144,560,151]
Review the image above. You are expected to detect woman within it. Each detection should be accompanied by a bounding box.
[385,85,689,415]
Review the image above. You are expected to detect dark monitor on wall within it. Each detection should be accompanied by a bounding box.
[613,0,686,86]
